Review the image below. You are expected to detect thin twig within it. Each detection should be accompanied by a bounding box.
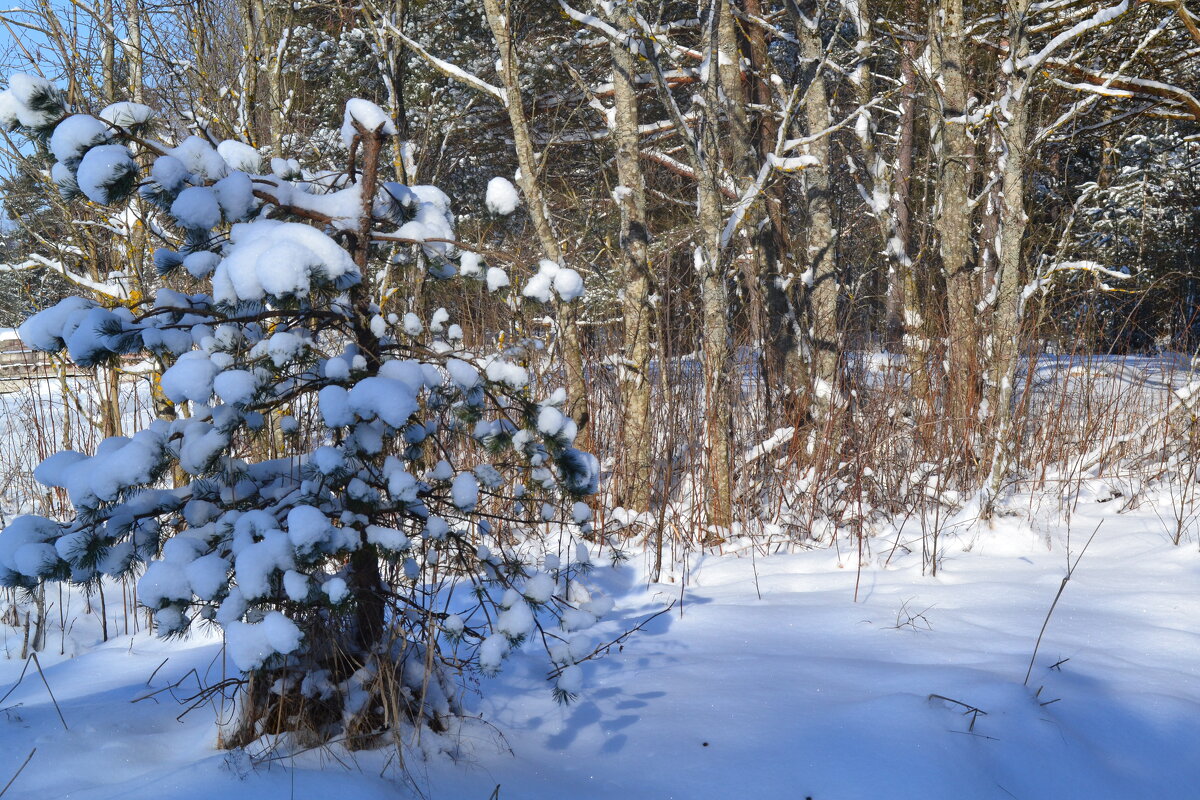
[146,657,169,686]
[131,667,200,703]
[0,657,32,707]
[0,748,34,798]
[30,653,67,731]
[545,601,675,680]
[1023,520,1102,686]
[928,694,989,731]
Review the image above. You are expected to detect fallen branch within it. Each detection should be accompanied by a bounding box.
[928,694,988,732]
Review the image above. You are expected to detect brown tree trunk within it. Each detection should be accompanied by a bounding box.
[347,123,389,649]
[638,4,735,533]
[932,0,979,443]
[984,1,1033,515]
[978,121,1004,300]
[605,4,654,513]
[794,4,840,412]
[742,0,794,418]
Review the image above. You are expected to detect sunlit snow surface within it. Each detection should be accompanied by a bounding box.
[0,510,1196,799]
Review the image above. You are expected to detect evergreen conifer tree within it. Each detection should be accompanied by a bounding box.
[0,73,604,745]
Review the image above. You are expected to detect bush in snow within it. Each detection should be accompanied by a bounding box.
[0,74,607,747]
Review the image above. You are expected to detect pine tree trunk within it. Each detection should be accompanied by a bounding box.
[697,3,736,533]
[99,0,123,442]
[716,1,753,178]
[853,0,921,389]
[896,51,928,410]
[265,4,290,158]
[101,0,115,104]
[978,122,1004,299]
[347,123,389,650]
[101,367,122,439]
[741,0,793,419]
[636,4,734,532]
[240,0,261,145]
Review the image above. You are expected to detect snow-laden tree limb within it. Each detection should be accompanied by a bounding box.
[720,154,818,248]
[1020,0,1131,74]
[558,0,622,41]
[0,253,129,298]
[374,17,506,105]
[1017,260,1131,316]
[1033,14,1175,146]
[720,92,882,248]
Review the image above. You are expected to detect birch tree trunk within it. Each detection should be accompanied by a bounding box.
[126,0,143,104]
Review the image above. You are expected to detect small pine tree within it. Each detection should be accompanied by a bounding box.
[0,73,606,746]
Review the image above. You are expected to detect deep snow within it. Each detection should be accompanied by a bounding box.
[0,497,1196,799]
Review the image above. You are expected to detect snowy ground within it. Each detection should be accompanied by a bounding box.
[0,496,1197,799]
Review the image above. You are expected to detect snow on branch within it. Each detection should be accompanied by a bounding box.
[639,149,738,199]
[0,253,129,299]
[1020,1,1131,75]
[720,154,818,248]
[389,27,506,105]
[1017,260,1131,316]
[558,0,703,63]
[1032,14,1174,146]
[558,0,622,41]
[1048,59,1200,122]
[782,97,886,153]
[742,427,796,466]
